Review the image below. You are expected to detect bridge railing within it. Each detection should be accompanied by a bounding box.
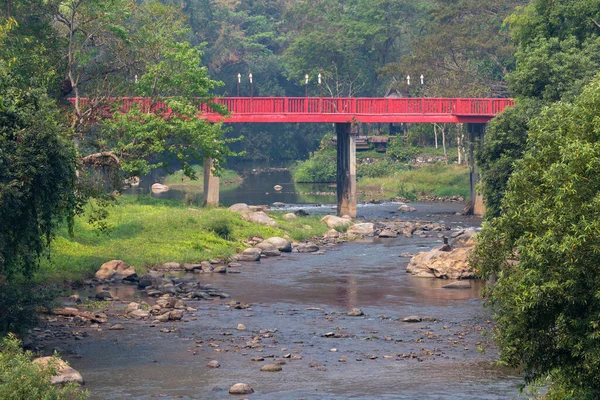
[202,97,513,116]
[69,97,514,119]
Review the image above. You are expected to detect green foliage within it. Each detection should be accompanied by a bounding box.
[472,77,600,396]
[357,160,403,179]
[291,149,336,183]
[204,218,233,241]
[0,67,77,279]
[38,195,329,282]
[476,99,542,219]
[162,165,242,189]
[386,137,417,162]
[0,283,58,336]
[0,334,87,399]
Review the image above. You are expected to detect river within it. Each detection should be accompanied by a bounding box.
[62,165,523,399]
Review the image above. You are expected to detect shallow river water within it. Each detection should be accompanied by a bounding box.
[60,202,524,399]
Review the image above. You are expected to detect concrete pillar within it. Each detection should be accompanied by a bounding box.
[466,123,486,216]
[336,122,357,217]
[203,157,220,206]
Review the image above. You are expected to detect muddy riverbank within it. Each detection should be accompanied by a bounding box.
[33,202,523,399]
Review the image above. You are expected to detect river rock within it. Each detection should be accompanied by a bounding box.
[398,204,417,212]
[378,229,397,238]
[212,265,228,273]
[240,248,261,261]
[347,308,364,316]
[257,242,281,257]
[169,310,183,320]
[126,302,140,312]
[295,242,319,253]
[228,203,252,214]
[109,324,124,330]
[324,229,340,239]
[406,247,475,279]
[229,383,254,395]
[183,263,202,272]
[155,312,170,322]
[129,309,150,319]
[403,223,416,237]
[402,316,422,323]
[272,201,285,207]
[243,211,278,228]
[320,215,352,229]
[237,324,246,331]
[207,360,220,368]
[273,185,283,191]
[33,357,84,385]
[95,290,112,300]
[442,280,472,289]
[151,183,169,193]
[260,363,282,372]
[161,262,182,271]
[450,228,477,247]
[249,205,269,213]
[283,213,297,220]
[347,223,375,236]
[138,271,164,289]
[265,237,292,252]
[95,260,136,280]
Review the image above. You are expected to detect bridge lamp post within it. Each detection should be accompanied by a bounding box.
[318,73,322,97]
[420,74,424,85]
[305,74,309,97]
[249,72,253,98]
[237,73,241,96]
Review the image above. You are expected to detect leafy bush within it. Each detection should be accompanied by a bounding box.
[291,149,336,183]
[205,217,233,240]
[0,282,58,336]
[0,334,87,399]
[357,160,402,179]
[386,137,417,162]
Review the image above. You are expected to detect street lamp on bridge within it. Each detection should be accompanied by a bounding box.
[237,73,241,96]
[249,72,253,98]
[318,73,322,97]
[305,74,309,97]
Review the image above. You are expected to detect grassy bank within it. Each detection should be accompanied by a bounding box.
[359,164,470,200]
[37,196,328,283]
[162,165,243,190]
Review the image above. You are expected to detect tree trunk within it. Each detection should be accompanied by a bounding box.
[434,124,438,149]
[442,124,448,164]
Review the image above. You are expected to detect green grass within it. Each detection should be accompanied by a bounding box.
[37,196,329,283]
[358,163,470,200]
[162,165,242,190]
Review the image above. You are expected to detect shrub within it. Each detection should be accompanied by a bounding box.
[0,334,87,399]
[205,218,233,240]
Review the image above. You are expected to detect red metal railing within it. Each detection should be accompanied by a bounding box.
[69,97,514,123]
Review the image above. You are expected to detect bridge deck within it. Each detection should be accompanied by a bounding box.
[71,97,513,123]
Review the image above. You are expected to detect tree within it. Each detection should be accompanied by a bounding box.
[0,18,77,280]
[473,76,600,397]
[99,42,235,179]
[477,0,600,218]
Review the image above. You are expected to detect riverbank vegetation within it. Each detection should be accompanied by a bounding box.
[162,166,243,190]
[292,132,470,200]
[37,196,329,283]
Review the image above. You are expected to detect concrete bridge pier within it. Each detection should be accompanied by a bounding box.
[466,123,487,216]
[203,157,220,206]
[336,122,357,217]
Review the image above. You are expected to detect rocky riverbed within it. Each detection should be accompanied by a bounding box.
[28,202,522,399]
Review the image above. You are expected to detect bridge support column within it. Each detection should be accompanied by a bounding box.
[336,122,357,217]
[203,157,220,206]
[466,123,486,216]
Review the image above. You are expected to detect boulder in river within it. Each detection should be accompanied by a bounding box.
[347,308,364,316]
[265,237,292,252]
[229,383,254,395]
[240,248,261,261]
[295,242,319,253]
[283,213,297,220]
[33,357,84,385]
[260,363,282,372]
[95,260,136,280]
[347,223,375,236]
[442,281,472,289]
[320,215,352,229]
[257,242,281,257]
[398,204,417,212]
[324,229,340,239]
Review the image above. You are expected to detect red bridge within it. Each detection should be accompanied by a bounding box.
[72,97,513,124]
